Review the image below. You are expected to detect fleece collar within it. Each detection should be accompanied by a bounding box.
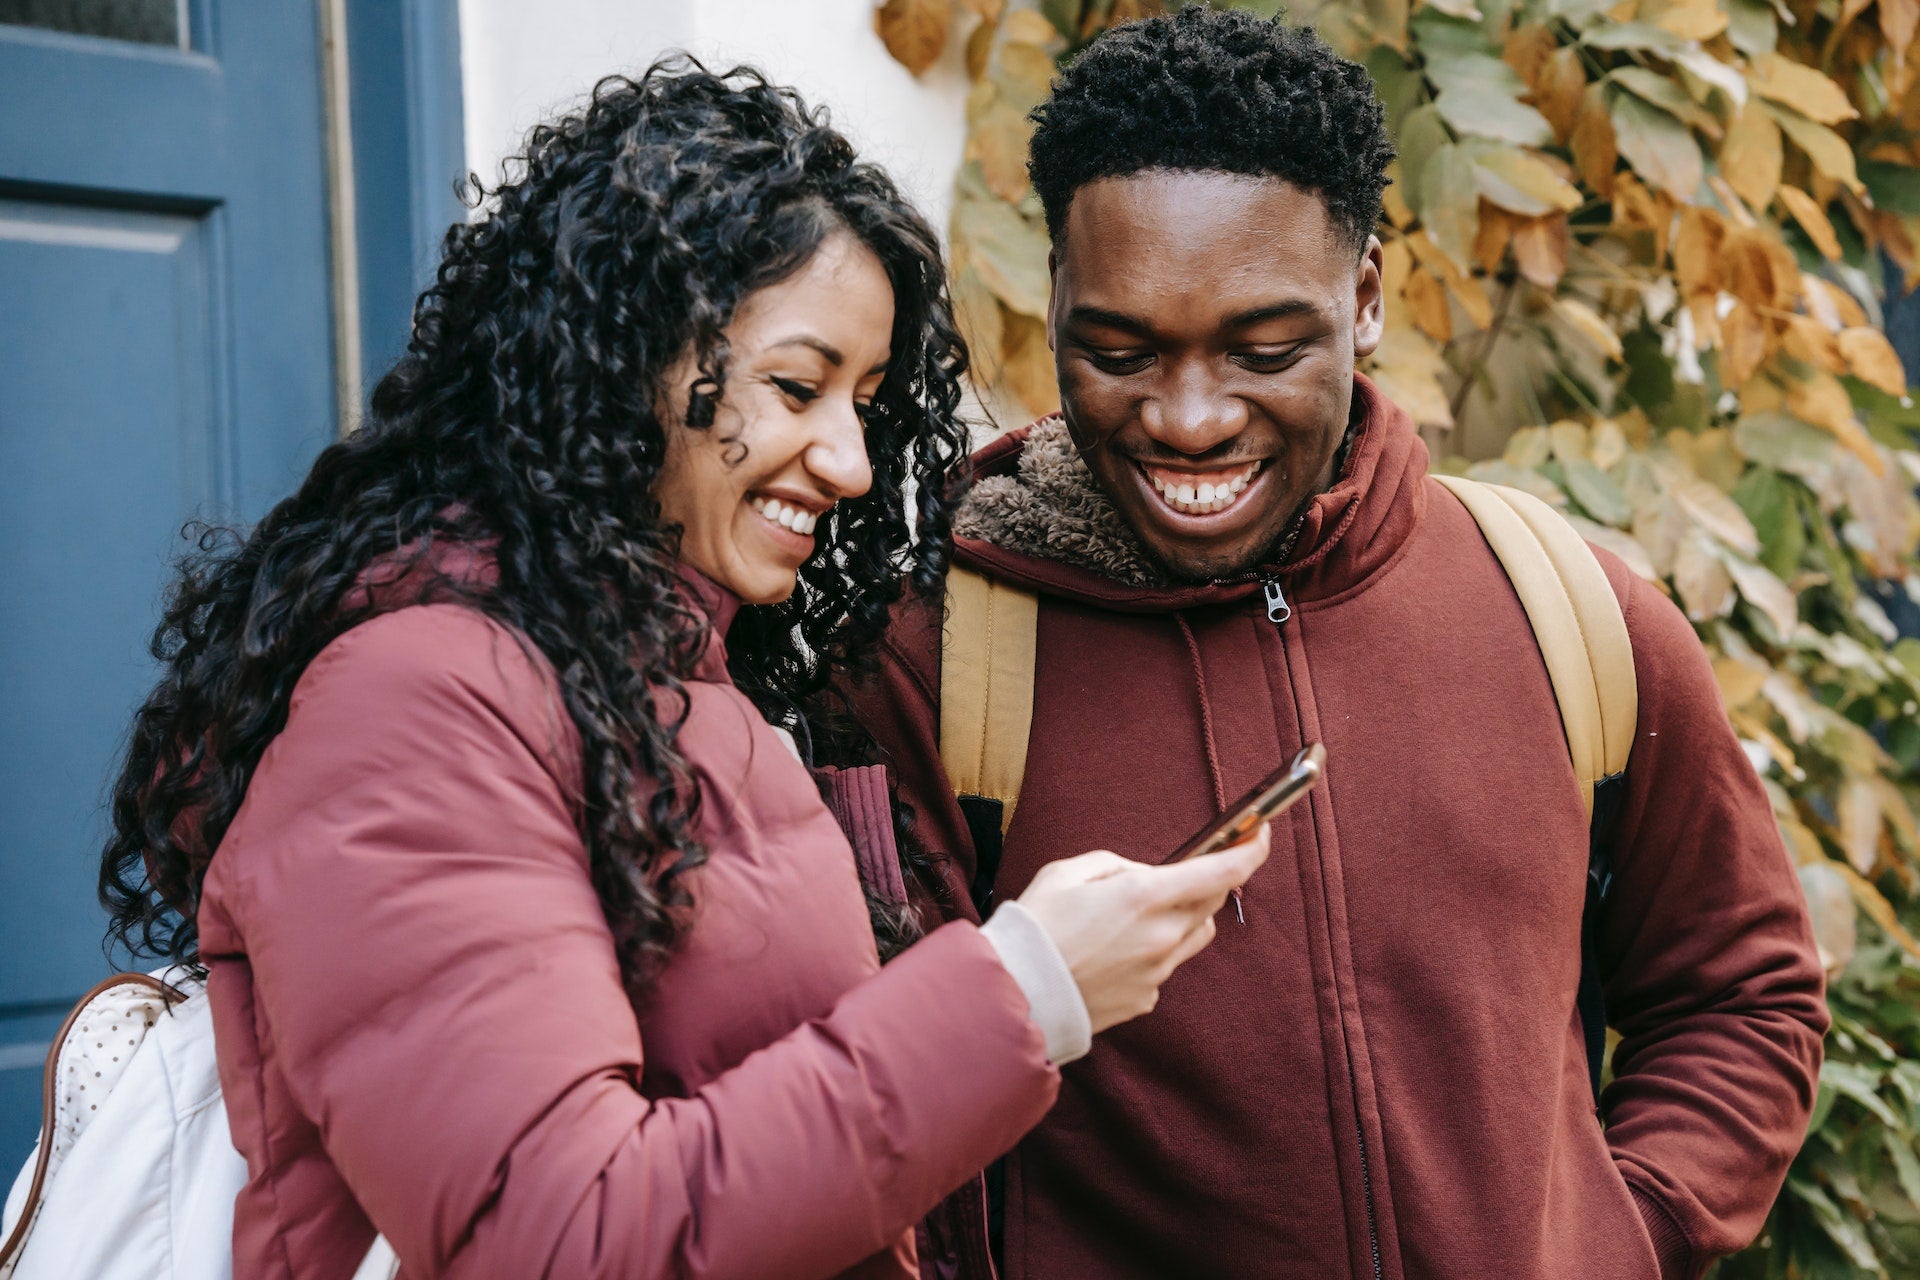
[950,374,1431,613]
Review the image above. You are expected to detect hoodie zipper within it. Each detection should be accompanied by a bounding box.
[1248,575,1385,1280]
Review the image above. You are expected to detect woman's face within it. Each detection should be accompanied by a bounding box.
[657,231,894,605]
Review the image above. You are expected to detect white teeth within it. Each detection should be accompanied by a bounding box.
[1146,460,1263,515]
[751,497,819,536]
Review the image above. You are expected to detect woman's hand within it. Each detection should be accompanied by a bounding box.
[1013,828,1271,1035]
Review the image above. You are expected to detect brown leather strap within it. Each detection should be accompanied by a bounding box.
[0,973,183,1270]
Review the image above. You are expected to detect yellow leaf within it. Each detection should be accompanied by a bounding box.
[1000,312,1058,419]
[952,268,1005,389]
[953,197,1051,317]
[1674,206,1728,295]
[1381,236,1413,301]
[1405,229,1494,327]
[1725,553,1799,639]
[995,41,1058,114]
[1750,54,1859,126]
[1674,528,1736,618]
[1788,371,1887,473]
[1536,45,1588,143]
[967,100,1035,203]
[1000,8,1061,47]
[1719,226,1800,310]
[1404,267,1453,344]
[1769,106,1864,194]
[1645,0,1729,40]
[1511,213,1570,287]
[1837,862,1920,965]
[1554,296,1625,361]
[1473,146,1583,215]
[1473,205,1517,273]
[1676,478,1761,553]
[1837,327,1909,395]
[1571,84,1618,197]
[1713,653,1769,707]
[1718,100,1782,212]
[1719,299,1771,387]
[1383,163,1415,228]
[958,0,1004,16]
[875,0,952,75]
[1781,314,1847,374]
[1366,325,1456,428]
[1838,777,1884,873]
[965,19,993,81]
[1884,0,1920,97]
[1776,185,1841,260]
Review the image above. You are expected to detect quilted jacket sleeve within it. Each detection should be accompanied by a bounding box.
[210,604,1056,1280]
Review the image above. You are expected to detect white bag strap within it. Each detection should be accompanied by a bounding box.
[940,565,1039,833]
[1433,474,1637,814]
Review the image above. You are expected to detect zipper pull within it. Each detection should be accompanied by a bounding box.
[1262,579,1292,625]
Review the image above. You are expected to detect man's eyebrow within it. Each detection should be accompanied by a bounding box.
[1223,300,1321,327]
[1064,306,1152,335]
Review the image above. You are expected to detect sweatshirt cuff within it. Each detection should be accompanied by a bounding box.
[1628,1183,1693,1280]
[979,901,1092,1065]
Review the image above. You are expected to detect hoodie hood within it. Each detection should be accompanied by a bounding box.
[950,374,1432,614]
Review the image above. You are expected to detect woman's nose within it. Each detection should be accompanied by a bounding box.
[806,403,874,500]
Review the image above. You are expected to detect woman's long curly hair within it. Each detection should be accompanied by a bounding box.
[99,58,971,987]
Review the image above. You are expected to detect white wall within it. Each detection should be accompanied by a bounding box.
[457,0,972,237]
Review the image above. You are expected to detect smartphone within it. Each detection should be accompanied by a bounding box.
[1167,744,1325,863]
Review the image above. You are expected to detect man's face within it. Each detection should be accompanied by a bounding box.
[1048,172,1385,583]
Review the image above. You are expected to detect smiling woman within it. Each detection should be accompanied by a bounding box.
[76,55,1265,1280]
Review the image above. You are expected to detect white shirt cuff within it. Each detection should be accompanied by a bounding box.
[979,900,1093,1065]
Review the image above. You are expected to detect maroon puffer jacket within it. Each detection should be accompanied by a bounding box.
[853,377,1827,1280]
[197,568,1058,1279]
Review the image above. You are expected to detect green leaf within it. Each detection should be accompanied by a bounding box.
[1564,458,1633,525]
[1726,0,1778,56]
[1582,20,1686,51]
[1733,468,1809,580]
[1885,1130,1920,1208]
[1419,142,1482,271]
[1734,412,1842,480]
[1435,83,1556,146]
[1824,1060,1904,1128]
[1039,0,1082,39]
[953,197,1052,318]
[1410,8,1496,54]
[1610,66,1721,135]
[1611,90,1705,198]
[1366,47,1425,138]
[1422,49,1528,99]
[1786,1177,1887,1271]
[1397,104,1451,211]
[1862,160,1920,218]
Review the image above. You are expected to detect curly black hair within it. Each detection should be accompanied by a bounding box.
[1028,4,1394,254]
[99,57,968,988]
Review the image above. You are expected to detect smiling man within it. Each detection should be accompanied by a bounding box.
[851,8,1827,1280]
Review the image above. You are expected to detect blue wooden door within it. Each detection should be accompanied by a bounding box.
[0,1,338,1163]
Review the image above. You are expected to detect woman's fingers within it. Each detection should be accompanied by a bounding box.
[1143,826,1271,911]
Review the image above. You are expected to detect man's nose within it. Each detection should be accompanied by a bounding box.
[1140,361,1248,455]
[806,403,875,500]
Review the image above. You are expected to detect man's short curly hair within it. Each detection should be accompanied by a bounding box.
[1028,5,1394,254]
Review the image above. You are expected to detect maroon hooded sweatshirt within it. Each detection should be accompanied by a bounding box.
[852,377,1827,1280]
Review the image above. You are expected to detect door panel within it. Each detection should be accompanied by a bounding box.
[0,2,337,1163]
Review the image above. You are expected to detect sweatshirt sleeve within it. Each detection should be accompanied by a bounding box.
[213,605,1057,1280]
[1597,566,1829,1279]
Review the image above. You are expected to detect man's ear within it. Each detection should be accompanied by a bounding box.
[1046,248,1060,351]
[1353,234,1385,359]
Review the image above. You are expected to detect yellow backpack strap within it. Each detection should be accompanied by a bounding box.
[940,565,1039,834]
[1432,474,1637,815]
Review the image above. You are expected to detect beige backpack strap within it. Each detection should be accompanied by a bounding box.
[1433,475,1637,816]
[940,566,1039,834]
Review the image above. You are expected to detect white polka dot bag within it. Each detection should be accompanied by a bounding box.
[0,970,396,1280]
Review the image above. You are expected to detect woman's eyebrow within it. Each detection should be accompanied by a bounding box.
[768,335,845,364]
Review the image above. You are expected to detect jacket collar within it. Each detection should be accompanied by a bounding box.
[674,563,740,679]
[950,374,1430,613]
